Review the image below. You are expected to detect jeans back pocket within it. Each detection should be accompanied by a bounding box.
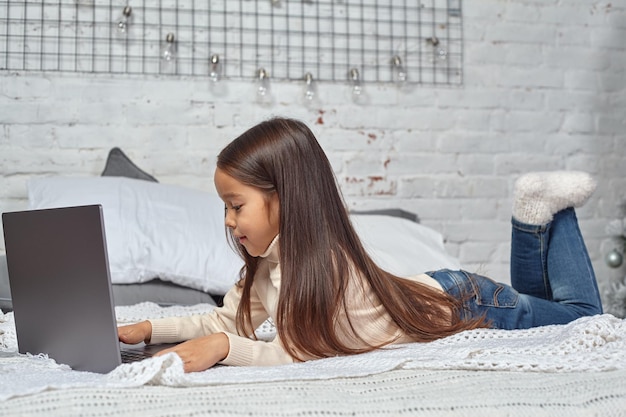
[466,272,519,308]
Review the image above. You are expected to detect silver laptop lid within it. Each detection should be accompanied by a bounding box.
[2,205,122,373]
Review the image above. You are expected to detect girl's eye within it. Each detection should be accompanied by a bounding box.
[224,204,241,213]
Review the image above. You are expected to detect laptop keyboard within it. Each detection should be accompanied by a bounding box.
[120,349,153,363]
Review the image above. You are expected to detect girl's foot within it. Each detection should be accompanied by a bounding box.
[512,171,596,225]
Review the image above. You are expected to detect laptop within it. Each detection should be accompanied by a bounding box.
[2,204,172,373]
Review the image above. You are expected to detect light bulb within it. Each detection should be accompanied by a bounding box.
[209,54,222,83]
[435,47,448,61]
[303,72,317,103]
[427,36,448,63]
[257,68,269,96]
[161,33,177,62]
[116,6,132,35]
[391,55,407,84]
[349,67,363,99]
[256,68,272,105]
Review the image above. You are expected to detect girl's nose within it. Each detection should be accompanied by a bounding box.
[224,212,236,229]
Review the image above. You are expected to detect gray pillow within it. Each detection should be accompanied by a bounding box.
[351,208,419,223]
[101,147,158,182]
[99,148,226,306]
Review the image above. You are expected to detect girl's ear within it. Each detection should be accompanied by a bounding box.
[268,191,281,226]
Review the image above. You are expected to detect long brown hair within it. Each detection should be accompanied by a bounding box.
[217,117,485,360]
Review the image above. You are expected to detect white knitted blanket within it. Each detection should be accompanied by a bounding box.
[1,302,626,403]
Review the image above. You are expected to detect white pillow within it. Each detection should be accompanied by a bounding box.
[350,214,460,276]
[28,177,243,294]
[27,176,459,294]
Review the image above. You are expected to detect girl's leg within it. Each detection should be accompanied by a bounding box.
[510,171,597,300]
[509,218,551,299]
[512,208,602,318]
[429,171,602,329]
[543,208,602,314]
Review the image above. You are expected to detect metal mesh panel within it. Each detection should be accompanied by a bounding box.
[0,0,463,85]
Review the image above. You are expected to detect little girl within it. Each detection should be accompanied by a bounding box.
[119,117,602,373]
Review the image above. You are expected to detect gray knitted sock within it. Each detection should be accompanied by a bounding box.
[512,171,596,225]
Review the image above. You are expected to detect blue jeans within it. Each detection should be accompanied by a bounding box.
[426,208,603,329]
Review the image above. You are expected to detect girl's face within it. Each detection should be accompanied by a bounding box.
[214,168,280,257]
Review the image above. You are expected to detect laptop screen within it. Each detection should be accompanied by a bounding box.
[2,205,123,373]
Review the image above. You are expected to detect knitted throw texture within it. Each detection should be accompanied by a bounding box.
[2,302,626,416]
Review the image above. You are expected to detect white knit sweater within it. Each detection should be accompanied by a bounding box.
[148,236,440,366]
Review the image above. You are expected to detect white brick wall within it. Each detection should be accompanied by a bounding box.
[1,1,625,294]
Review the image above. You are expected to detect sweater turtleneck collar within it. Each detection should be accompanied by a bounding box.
[259,235,281,289]
[259,234,280,264]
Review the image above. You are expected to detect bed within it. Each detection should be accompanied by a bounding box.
[1,149,626,416]
[1,305,625,416]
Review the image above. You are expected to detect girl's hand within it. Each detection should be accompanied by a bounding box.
[154,333,230,373]
[118,320,152,344]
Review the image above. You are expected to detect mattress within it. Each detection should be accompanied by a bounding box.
[0,254,218,310]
